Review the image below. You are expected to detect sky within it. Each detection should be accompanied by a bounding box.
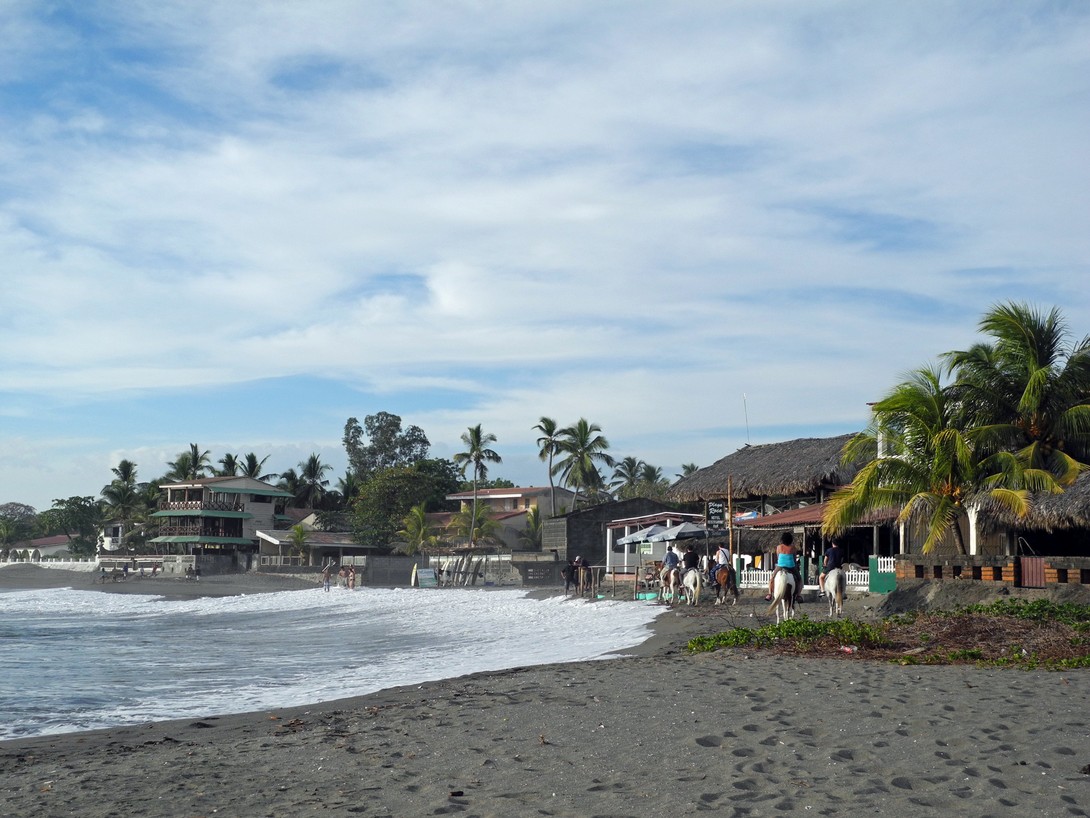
[2,1,1089,512]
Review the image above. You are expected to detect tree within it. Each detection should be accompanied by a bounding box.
[343,412,430,478]
[519,505,543,549]
[277,468,303,506]
[0,503,37,546]
[288,525,310,564]
[677,463,700,479]
[296,453,333,509]
[166,444,212,481]
[533,416,562,517]
[610,456,645,500]
[453,425,502,546]
[240,453,276,481]
[351,459,461,550]
[554,418,614,509]
[217,453,240,476]
[823,367,1033,554]
[943,301,1090,484]
[45,496,103,557]
[397,504,436,555]
[447,502,501,546]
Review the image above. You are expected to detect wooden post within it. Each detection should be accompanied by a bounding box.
[727,476,734,561]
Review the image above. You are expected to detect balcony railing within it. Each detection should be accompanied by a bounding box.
[158,500,243,512]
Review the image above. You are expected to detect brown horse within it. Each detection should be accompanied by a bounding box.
[713,565,739,606]
[660,566,681,605]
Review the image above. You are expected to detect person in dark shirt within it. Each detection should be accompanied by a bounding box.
[819,540,845,596]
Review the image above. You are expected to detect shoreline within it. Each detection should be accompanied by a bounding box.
[4,565,1089,816]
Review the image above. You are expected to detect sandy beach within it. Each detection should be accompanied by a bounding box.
[2,565,1088,817]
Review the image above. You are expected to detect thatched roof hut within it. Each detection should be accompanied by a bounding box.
[669,433,860,502]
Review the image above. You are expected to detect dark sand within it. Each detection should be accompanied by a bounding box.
[2,564,1088,817]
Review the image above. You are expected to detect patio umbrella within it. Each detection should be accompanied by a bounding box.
[647,522,707,542]
[616,524,667,545]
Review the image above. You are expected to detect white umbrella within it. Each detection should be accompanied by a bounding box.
[616,524,667,545]
[647,522,707,542]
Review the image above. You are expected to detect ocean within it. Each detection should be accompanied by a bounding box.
[0,584,662,740]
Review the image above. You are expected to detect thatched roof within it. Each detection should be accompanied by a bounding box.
[669,433,860,502]
[984,471,1090,532]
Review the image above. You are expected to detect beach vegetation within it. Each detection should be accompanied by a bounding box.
[447,502,501,546]
[288,524,310,560]
[824,302,1090,553]
[453,424,502,546]
[398,504,439,554]
[294,453,333,509]
[519,505,543,548]
[688,599,1090,670]
[164,444,214,482]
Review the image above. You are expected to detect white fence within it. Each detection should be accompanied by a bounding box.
[737,567,870,589]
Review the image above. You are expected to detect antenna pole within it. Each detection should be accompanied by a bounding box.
[743,393,751,444]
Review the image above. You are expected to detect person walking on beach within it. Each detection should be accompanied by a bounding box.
[765,532,802,603]
[321,562,333,592]
[818,540,845,596]
[348,565,356,590]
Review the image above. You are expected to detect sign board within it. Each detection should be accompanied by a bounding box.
[415,567,438,588]
[706,500,725,529]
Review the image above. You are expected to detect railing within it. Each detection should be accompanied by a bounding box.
[159,500,243,512]
[875,556,896,573]
[737,568,870,589]
[259,555,307,567]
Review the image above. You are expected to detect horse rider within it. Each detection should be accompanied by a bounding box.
[660,544,680,583]
[682,544,699,574]
[765,532,803,603]
[709,542,731,587]
[818,539,845,596]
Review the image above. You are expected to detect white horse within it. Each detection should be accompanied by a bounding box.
[767,570,796,624]
[682,568,704,606]
[660,566,681,605]
[824,567,846,618]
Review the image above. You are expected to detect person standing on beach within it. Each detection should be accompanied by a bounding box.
[322,563,333,592]
[765,532,802,602]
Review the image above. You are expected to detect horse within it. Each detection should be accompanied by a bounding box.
[713,564,739,606]
[660,566,681,605]
[823,567,846,618]
[682,568,704,606]
[767,570,796,624]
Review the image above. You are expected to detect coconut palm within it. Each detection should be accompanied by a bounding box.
[217,453,240,476]
[610,456,644,500]
[447,502,501,546]
[554,418,614,509]
[240,453,276,481]
[277,468,303,506]
[166,444,212,481]
[519,505,543,549]
[397,504,435,555]
[823,366,1031,554]
[296,454,332,509]
[533,417,562,517]
[452,425,502,545]
[677,463,700,479]
[943,301,1090,484]
[111,459,139,486]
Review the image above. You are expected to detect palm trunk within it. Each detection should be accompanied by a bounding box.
[470,469,478,547]
[547,453,556,517]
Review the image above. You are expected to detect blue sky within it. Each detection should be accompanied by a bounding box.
[2,1,1089,511]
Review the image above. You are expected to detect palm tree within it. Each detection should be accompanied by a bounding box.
[452,424,502,545]
[677,462,700,479]
[296,454,332,509]
[610,456,644,500]
[111,459,139,486]
[288,524,310,564]
[943,301,1090,484]
[519,505,543,549]
[533,417,562,517]
[554,418,614,509]
[823,367,1031,554]
[240,453,276,481]
[398,504,435,555]
[447,502,501,546]
[217,453,240,476]
[166,444,212,481]
[277,468,302,506]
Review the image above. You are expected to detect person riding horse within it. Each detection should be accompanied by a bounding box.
[765,532,803,603]
[709,543,731,587]
[818,540,845,596]
[660,545,681,584]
